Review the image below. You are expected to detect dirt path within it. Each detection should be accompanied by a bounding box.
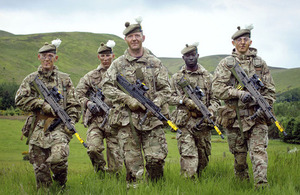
[0,115,28,120]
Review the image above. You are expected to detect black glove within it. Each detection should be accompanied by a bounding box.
[87,101,100,115]
[240,91,255,104]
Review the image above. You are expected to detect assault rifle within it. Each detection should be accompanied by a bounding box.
[116,74,181,134]
[178,77,224,139]
[232,62,287,136]
[32,75,88,148]
[89,88,110,128]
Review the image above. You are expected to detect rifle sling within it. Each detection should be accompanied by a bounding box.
[230,64,245,139]
[231,64,245,89]
[115,79,141,144]
[26,114,37,145]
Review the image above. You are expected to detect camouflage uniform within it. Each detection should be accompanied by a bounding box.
[76,64,123,173]
[212,47,275,186]
[101,48,169,183]
[169,64,220,178]
[15,65,81,189]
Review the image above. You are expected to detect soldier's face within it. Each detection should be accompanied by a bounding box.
[125,32,145,51]
[232,36,252,54]
[183,51,199,68]
[98,53,115,69]
[38,53,58,71]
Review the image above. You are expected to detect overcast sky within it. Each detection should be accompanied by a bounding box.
[1,0,300,68]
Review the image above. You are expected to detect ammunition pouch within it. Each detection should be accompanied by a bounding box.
[173,108,190,127]
[108,105,129,128]
[21,114,34,137]
[239,109,251,117]
[216,105,236,128]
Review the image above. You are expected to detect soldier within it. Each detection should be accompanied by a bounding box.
[101,17,169,188]
[169,43,220,178]
[76,40,123,175]
[212,25,276,189]
[15,39,81,189]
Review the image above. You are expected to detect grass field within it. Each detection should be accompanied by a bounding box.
[0,118,299,194]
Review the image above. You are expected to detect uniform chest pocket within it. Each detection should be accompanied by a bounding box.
[123,68,136,83]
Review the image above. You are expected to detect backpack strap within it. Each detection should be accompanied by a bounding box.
[252,57,263,79]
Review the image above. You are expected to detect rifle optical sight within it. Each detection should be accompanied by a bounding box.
[136,79,149,93]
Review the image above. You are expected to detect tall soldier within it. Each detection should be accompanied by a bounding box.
[15,39,81,189]
[169,43,220,178]
[212,25,276,189]
[101,17,169,188]
[76,40,123,175]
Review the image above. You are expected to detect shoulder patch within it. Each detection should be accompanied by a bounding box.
[225,56,235,68]
[253,57,262,68]
[57,71,71,82]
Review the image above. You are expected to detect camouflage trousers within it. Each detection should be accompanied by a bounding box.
[29,143,69,189]
[118,125,168,183]
[177,126,211,178]
[227,123,268,185]
[86,121,123,174]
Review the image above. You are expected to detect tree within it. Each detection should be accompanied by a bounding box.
[0,82,19,110]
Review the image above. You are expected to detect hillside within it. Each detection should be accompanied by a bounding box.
[162,56,300,93]
[162,55,228,74]
[0,30,14,37]
[0,31,299,93]
[0,31,128,85]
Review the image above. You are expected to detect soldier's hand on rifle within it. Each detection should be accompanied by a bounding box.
[152,98,161,107]
[255,108,267,119]
[65,120,75,135]
[183,98,197,110]
[42,102,56,116]
[146,98,161,118]
[87,101,100,115]
[237,91,255,104]
[124,97,146,111]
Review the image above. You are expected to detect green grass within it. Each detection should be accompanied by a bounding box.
[0,119,300,194]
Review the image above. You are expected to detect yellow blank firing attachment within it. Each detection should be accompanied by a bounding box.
[167,120,182,134]
[275,121,287,136]
[214,126,224,139]
[74,133,88,148]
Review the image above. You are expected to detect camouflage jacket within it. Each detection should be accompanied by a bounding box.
[76,64,112,127]
[212,48,276,131]
[101,48,172,131]
[169,64,220,127]
[15,65,81,148]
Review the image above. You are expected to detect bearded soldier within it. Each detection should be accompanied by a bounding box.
[101,17,169,188]
[169,43,220,178]
[15,39,81,189]
[212,25,275,189]
[76,40,123,175]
